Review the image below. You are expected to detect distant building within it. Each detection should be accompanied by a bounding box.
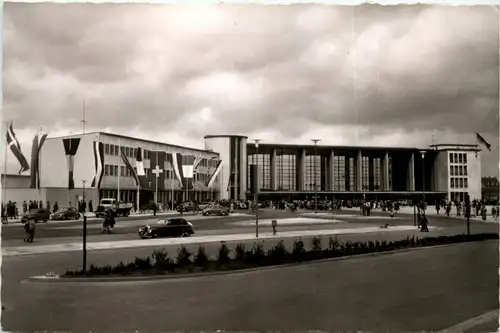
[481,176,499,203]
[2,133,484,207]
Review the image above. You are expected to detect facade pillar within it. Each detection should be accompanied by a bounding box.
[296,148,306,191]
[407,153,415,191]
[368,157,374,191]
[271,148,277,191]
[345,156,351,191]
[329,150,335,191]
[320,154,326,191]
[383,152,390,191]
[356,150,362,191]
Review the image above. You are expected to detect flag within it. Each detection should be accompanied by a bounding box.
[91,141,105,188]
[121,147,140,187]
[192,156,204,189]
[227,172,234,192]
[29,130,48,189]
[6,122,29,174]
[136,147,145,176]
[182,155,196,190]
[146,151,166,190]
[168,153,184,187]
[477,133,491,152]
[205,160,223,188]
[62,138,81,189]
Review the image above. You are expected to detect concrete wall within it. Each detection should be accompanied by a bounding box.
[467,151,481,200]
[433,151,449,192]
[1,175,31,189]
[45,187,99,209]
[205,137,230,200]
[2,188,45,205]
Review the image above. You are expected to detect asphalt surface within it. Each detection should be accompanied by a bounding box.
[2,240,498,331]
[2,210,498,331]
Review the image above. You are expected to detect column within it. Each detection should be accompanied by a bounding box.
[320,154,326,191]
[357,150,362,191]
[271,148,277,191]
[329,150,335,191]
[368,157,374,191]
[233,139,238,200]
[345,156,350,191]
[407,153,415,191]
[296,148,306,191]
[383,152,390,191]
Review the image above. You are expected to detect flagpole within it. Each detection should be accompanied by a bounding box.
[117,139,121,202]
[155,145,158,206]
[171,164,174,210]
[38,127,43,199]
[3,121,9,206]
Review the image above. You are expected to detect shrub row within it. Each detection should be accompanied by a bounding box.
[64,233,498,277]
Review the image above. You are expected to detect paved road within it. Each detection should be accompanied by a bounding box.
[2,240,497,331]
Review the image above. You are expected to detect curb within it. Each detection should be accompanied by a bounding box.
[26,240,491,284]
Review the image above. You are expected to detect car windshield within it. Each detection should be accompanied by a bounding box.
[156,220,167,224]
[101,200,114,205]
[29,209,38,213]
[57,208,71,212]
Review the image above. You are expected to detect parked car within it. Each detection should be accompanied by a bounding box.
[202,207,229,216]
[50,207,81,220]
[176,202,200,213]
[95,198,133,217]
[138,218,194,239]
[21,208,51,223]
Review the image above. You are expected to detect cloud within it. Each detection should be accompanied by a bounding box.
[3,3,499,177]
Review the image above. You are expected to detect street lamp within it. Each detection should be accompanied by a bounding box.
[254,139,261,237]
[311,139,321,214]
[81,179,87,273]
[420,150,426,215]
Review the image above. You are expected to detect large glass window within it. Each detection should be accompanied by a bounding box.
[373,157,381,190]
[305,154,321,192]
[249,153,271,191]
[333,155,346,191]
[276,152,296,191]
[361,156,369,191]
[449,153,453,163]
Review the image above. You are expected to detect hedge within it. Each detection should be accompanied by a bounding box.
[63,233,499,278]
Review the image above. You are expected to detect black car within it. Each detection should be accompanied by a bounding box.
[202,207,229,216]
[138,218,195,239]
[21,208,51,223]
[50,207,81,220]
[176,202,200,213]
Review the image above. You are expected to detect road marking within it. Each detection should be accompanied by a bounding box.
[2,225,431,256]
[233,218,344,226]
[437,309,499,333]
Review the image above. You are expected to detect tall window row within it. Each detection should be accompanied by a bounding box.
[304,155,321,191]
[276,153,296,191]
[332,155,346,191]
[249,153,271,191]
[449,152,468,164]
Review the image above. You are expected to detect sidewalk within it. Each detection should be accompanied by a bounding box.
[339,206,499,223]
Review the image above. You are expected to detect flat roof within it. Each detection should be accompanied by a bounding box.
[204,135,249,139]
[47,132,218,155]
[247,142,424,151]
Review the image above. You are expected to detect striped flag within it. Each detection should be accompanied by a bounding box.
[121,147,140,187]
[476,133,491,152]
[29,129,48,189]
[91,141,105,188]
[192,156,204,189]
[205,160,223,188]
[62,138,81,189]
[6,122,29,174]
[182,155,196,190]
[136,147,145,176]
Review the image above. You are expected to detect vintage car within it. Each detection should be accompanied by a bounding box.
[50,207,81,220]
[202,207,229,216]
[21,208,51,223]
[138,218,195,239]
[176,202,200,213]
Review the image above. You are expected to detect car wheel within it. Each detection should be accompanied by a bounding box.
[75,214,80,220]
[43,219,48,223]
[203,212,208,216]
[223,211,228,216]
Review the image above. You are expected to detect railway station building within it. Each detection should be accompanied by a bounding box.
[7,132,482,207]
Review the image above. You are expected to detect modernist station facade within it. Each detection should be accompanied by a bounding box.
[37,133,482,207]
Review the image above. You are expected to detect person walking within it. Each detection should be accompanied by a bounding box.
[420,214,429,232]
[435,202,440,215]
[89,200,93,214]
[53,201,59,213]
[22,201,28,214]
[24,218,36,242]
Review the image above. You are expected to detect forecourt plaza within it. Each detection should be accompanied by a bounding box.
[1,208,498,332]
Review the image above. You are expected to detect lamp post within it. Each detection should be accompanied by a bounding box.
[311,139,321,214]
[254,139,261,237]
[420,151,426,215]
[81,180,87,273]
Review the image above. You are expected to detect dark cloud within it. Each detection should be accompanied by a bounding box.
[3,3,499,177]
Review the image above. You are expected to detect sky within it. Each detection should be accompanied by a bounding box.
[3,3,499,177]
